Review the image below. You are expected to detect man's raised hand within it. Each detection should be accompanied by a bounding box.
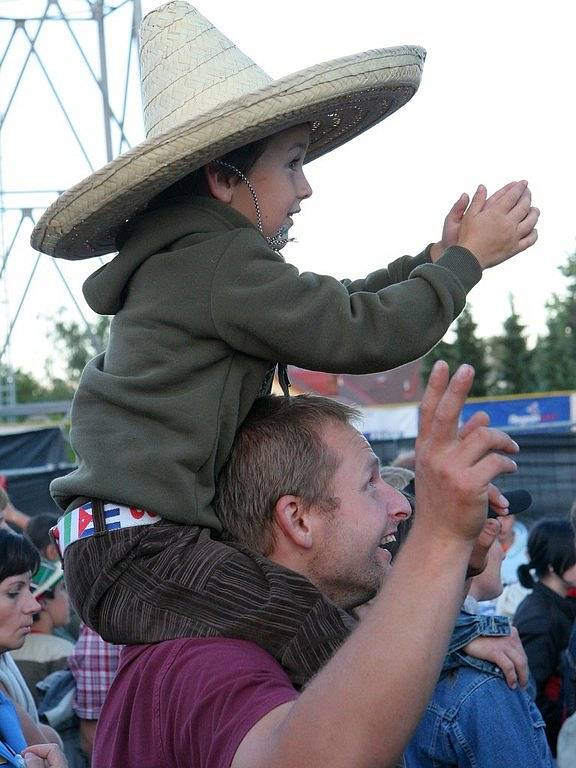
[415,361,519,544]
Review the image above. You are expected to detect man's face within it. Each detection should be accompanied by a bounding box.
[306,422,411,610]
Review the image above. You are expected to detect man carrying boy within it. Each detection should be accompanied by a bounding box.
[34,2,539,689]
[94,362,521,767]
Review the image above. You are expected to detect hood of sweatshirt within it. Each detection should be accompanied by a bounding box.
[82,197,259,315]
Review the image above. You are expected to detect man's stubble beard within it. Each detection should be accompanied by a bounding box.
[306,548,385,611]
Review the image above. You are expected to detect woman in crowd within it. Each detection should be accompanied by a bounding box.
[11,561,73,707]
[0,529,63,761]
[514,518,576,755]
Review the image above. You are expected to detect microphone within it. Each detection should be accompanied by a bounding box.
[488,489,532,519]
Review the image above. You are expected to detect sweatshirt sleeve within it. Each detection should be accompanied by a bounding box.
[210,231,482,374]
[339,246,432,294]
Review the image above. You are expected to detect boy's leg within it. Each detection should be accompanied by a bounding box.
[64,520,354,687]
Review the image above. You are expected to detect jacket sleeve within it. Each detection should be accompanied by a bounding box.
[443,611,511,672]
[339,246,432,294]
[210,231,482,374]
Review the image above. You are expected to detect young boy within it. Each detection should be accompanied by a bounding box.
[31,2,539,685]
[406,532,554,767]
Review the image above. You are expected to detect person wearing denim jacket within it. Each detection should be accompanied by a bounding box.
[405,536,554,768]
[446,611,512,667]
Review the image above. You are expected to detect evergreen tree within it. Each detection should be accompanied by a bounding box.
[532,252,576,391]
[419,339,457,385]
[453,307,489,396]
[489,295,535,395]
[420,306,489,396]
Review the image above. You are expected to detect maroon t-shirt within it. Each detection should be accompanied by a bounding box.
[92,637,298,768]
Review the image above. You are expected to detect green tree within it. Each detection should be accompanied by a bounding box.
[46,310,110,387]
[0,365,74,405]
[452,307,489,396]
[420,306,489,396]
[532,252,576,391]
[489,296,535,395]
[419,339,457,384]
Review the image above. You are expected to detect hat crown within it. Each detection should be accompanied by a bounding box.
[140,2,273,139]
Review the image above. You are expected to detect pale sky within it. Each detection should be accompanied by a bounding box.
[2,0,575,379]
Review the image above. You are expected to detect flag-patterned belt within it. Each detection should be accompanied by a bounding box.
[51,502,160,558]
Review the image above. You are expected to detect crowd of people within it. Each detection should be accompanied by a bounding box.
[2,1,575,766]
[2,407,576,767]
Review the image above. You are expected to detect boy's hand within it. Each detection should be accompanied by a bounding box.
[457,181,540,269]
[430,193,470,262]
[466,517,501,577]
[463,628,528,689]
[415,362,519,544]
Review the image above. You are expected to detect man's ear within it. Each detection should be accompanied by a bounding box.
[273,495,313,550]
[204,162,237,203]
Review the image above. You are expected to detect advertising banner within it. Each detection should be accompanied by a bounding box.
[461,394,574,433]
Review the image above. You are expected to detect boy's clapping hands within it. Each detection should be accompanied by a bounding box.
[431,181,539,267]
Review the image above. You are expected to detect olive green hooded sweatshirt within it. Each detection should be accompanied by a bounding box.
[51,197,481,528]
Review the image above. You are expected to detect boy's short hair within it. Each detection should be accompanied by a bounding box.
[215,395,359,555]
[26,513,59,552]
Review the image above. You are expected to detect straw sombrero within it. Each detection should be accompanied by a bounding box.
[31,1,425,260]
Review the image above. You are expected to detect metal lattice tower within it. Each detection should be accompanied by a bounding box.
[0,0,143,405]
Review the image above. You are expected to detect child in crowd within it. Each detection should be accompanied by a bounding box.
[31,2,539,683]
[406,532,554,767]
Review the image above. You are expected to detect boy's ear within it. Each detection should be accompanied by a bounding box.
[204,162,237,203]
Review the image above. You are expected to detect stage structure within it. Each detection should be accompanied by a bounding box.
[0,0,143,406]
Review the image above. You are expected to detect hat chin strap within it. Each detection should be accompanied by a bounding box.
[214,160,289,251]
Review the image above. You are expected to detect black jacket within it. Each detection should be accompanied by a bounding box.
[514,582,576,753]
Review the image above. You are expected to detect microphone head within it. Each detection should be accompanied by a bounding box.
[488,489,532,518]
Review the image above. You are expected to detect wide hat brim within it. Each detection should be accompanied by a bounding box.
[31,46,424,259]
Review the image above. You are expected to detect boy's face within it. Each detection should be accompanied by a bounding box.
[230,124,313,238]
[43,581,70,629]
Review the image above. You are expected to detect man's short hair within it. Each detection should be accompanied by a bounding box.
[215,394,360,555]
